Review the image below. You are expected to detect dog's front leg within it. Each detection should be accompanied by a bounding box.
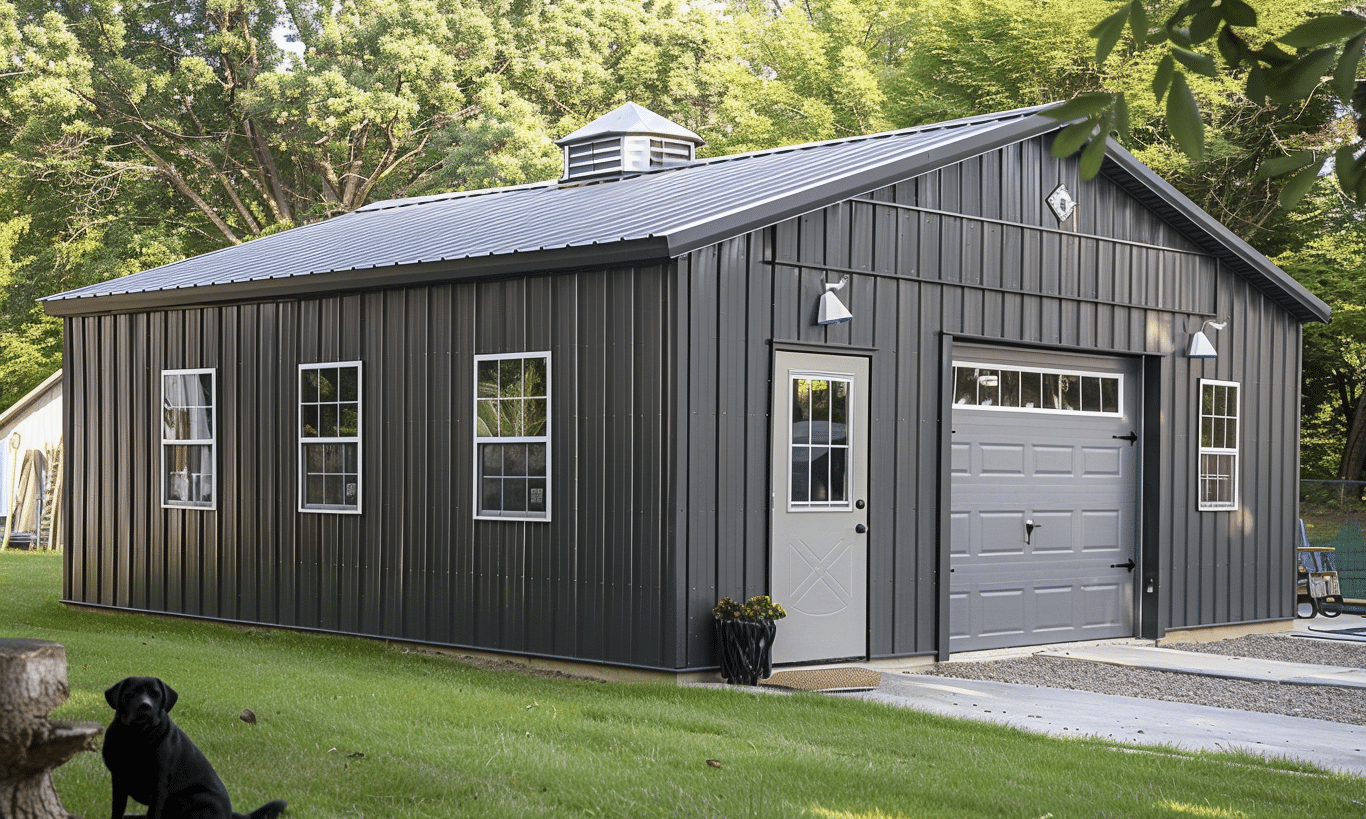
[110,783,129,819]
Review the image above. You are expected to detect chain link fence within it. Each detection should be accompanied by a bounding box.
[1300,480,1366,601]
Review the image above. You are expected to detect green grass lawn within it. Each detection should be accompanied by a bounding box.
[4,551,1362,818]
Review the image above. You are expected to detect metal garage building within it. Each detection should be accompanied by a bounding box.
[43,103,1330,672]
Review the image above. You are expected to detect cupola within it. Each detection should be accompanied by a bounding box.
[555,102,705,182]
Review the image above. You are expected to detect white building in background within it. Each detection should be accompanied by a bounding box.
[0,369,63,549]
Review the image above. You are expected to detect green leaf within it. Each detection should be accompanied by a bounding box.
[1079,122,1110,179]
[1128,2,1149,50]
[1049,118,1092,158]
[1251,40,1296,68]
[1052,119,1097,159]
[1220,0,1257,28]
[1172,46,1217,77]
[1153,53,1176,102]
[1047,92,1115,122]
[1278,14,1366,49]
[1113,92,1130,142]
[1166,71,1204,162]
[1334,32,1365,100]
[1245,64,1267,104]
[1279,163,1321,211]
[1265,48,1339,105]
[1190,7,1222,43]
[1217,26,1249,67]
[1255,150,1315,181]
[1090,6,1130,64]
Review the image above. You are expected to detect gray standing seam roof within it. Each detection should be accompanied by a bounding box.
[41,104,1329,324]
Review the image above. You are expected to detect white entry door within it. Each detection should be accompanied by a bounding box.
[770,351,869,664]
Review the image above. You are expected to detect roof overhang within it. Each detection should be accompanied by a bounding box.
[40,239,675,317]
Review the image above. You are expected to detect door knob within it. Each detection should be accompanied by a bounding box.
[855,524,868,534]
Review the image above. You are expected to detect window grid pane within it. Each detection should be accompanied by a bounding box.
[162,370,215,508]
[1198,381,1239,510]
[475,353,551,520]
[300,362,362,512]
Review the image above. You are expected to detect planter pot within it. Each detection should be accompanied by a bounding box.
[715,618,778,685]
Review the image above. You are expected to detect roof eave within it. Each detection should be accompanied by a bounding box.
[1099,140,1331,325]
[40,238,676,317]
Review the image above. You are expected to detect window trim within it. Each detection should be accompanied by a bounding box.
[473,351,552,522]
[298,360,363,515]
[1197,378,1240,512]
[160,367,217,510]
[786,369,857,513]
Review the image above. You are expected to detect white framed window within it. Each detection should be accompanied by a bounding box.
[788,372,853,510]
[161,368,216,509]
[953,362,1123,415]
[474,352,550,521]
[299,362,362,513]
[1198,379,1239,511]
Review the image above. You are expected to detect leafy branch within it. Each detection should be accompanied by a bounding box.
[1054,0,1366,210]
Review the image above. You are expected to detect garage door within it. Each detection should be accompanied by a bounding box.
[949,347,1140,652]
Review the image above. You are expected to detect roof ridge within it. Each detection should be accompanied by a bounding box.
[355,104,1059,214]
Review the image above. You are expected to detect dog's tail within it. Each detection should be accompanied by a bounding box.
[238,799,288,819]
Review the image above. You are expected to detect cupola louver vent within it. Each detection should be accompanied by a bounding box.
[556,102,705,182]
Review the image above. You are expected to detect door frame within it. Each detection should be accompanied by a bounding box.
[937,336,1149,660]
[769,347,872,664]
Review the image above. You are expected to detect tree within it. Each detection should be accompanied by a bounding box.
[1054,0,1363,211]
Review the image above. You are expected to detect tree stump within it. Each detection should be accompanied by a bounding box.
[0,640,102,819]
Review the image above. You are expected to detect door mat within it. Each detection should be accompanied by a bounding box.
[759,668,883,692]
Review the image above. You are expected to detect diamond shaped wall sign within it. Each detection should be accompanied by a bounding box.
[1047,183,1077,222]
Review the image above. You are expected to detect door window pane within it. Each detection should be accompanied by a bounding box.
[790,375,852,509]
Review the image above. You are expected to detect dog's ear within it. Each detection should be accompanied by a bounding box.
[104,678,127,710]
[158,678,179,713]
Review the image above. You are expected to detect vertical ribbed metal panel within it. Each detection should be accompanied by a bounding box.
[61,130,1309,669]
[62,262,686,670]
[682,134,1303,662]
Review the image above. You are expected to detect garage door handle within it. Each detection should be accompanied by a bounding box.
[1112,431,1138,445]
[1111,558,1136,572]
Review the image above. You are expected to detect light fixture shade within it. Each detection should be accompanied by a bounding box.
[1187,331,1218,359]
[817,290,853,325]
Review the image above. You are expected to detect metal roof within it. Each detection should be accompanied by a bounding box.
[41,104,1329,324]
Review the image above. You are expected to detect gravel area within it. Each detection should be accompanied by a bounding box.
[922,633,1366,726]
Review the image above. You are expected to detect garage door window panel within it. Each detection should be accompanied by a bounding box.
[953,364,1122,415]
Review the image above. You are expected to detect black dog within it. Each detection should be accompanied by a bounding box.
[103,676,287,819]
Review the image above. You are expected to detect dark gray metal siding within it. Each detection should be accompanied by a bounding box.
[64,130,1308,670]
[63,268,681,670]
[676,132,1302,664]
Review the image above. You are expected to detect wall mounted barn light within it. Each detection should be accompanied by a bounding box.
[817,275,853,325]
[1187,318,1227,359]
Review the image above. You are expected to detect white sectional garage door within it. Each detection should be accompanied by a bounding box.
[949,346,1140,653]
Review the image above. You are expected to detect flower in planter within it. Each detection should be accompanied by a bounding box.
[712,595,786,622]
[712,595,786,685]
